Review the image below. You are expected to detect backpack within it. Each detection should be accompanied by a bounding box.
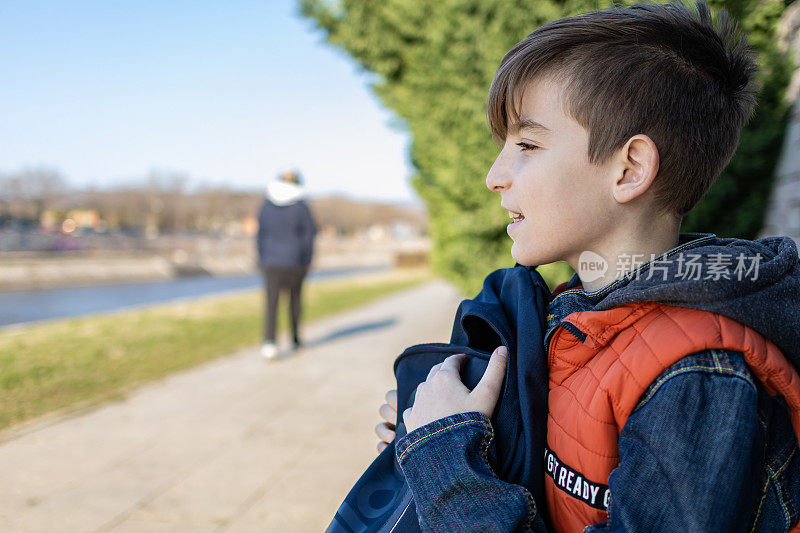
[326,265,551,532]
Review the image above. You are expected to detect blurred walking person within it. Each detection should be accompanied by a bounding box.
[256,170,317,360]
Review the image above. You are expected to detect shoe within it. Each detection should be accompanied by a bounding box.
[261,342,278,360]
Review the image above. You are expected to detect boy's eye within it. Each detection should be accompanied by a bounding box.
[516,142,539,152]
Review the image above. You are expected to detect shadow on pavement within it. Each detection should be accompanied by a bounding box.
[305,318,398,349]
[269,318,399,362]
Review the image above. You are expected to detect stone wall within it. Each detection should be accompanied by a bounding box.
[0,236,432,291]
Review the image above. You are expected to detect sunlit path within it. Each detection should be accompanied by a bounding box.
[0,280,463,532]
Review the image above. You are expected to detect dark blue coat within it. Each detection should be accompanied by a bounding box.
[325,264,552,532]
[256,198,316,268]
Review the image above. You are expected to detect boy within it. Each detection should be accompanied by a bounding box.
[375,1,800,531]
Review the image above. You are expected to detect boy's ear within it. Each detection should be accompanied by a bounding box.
[612,134,660,205]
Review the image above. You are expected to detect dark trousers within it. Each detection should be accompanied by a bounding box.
[262,265,308,343]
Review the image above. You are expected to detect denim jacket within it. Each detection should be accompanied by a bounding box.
[395,233,800,532]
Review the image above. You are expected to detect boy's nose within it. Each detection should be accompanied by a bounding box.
[486,152,511,193]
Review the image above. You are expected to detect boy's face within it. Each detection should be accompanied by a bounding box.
[486,75,620,269]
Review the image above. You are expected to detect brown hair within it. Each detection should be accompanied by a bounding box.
[487,1,759,216]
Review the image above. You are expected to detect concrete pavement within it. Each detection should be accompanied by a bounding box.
[0,279,463,532]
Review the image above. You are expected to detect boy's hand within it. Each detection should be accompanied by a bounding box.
[403,346,508,434]
[375,389,397,453]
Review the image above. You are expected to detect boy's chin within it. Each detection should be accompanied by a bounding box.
[510,243,539,267]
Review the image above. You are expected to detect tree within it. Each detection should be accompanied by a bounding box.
[301,0,795,294]
[0,167,67,221]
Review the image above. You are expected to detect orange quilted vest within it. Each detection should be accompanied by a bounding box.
[545,301,800,532]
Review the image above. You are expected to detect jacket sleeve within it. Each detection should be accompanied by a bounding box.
[395,350,762,533]
[395,411,550,532]
[585,350,763,532]
[256,203,267,263]
[299,202,317,266]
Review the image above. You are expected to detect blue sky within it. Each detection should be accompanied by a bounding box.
[0,0,417,203]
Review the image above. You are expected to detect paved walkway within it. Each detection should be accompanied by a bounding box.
[0,280,463,532]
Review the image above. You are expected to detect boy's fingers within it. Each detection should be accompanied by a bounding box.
[425,362,442,382]
[379,403,397,425]
[385,389,398,411]
[438,353,467,376]
[471,346,508,412]
[377,441,388,453]
[375,422,396,443]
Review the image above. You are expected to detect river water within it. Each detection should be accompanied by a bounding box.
[0,266,389,328]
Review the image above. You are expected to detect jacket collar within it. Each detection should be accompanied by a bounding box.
[544,232,716,350]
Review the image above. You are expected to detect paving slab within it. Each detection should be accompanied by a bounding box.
[0,279,463,532]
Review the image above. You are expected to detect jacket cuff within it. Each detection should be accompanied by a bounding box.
[394,412,541,532]
[395,411,494,468]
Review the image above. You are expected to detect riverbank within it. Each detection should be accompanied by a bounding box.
[0,236,431,291]
[0,277,460,531]
[0,267,432,434]
[0,265,391,329]
[0,254,385,292]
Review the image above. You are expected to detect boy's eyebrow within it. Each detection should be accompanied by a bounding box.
[513,117,552,135]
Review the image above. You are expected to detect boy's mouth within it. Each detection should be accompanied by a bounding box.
[506,209,525,235]
[508,210,525,222]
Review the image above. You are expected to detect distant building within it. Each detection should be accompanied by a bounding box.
[67,209,101,230]
[39,210,60,231]
[40,208,102,233]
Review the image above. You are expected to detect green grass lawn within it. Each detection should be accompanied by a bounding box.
[0,268,432,432]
